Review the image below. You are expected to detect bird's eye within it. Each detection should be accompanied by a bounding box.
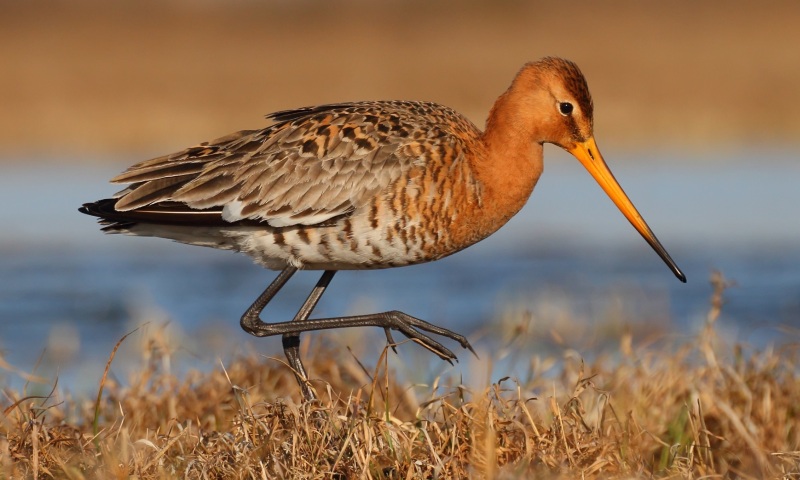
[559,102,574,116]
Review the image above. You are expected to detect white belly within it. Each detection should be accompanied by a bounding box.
[120,219,429,271]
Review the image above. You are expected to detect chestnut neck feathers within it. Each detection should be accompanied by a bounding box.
[468,57,595,238]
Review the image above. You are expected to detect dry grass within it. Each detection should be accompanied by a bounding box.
[2,274,799,479]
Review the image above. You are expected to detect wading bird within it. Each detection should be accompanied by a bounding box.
[81,57,685,400]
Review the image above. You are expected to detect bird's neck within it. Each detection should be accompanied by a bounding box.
[472,90,545,228]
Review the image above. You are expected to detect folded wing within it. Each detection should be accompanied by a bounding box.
[110,101,457,228]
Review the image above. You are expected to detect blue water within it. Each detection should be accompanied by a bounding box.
[1,148,799,392]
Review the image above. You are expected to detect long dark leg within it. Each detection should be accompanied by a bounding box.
[241,267,333,400]
[281,270,336,401]
[241,266,298,326]
[241,267,475,400]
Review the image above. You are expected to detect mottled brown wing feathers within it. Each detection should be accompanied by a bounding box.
[108,101,476,228]
[112,175,196,210]
[266,103,355,123]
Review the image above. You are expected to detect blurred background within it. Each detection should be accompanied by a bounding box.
[1,0,798,392]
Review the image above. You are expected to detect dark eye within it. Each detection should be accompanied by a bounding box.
[559,102,573,116]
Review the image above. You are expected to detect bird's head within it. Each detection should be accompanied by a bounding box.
[501,57,686,282]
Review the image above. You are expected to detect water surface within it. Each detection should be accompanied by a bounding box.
[1,149,798,392]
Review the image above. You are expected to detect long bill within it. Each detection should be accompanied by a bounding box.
[567,137,686,283]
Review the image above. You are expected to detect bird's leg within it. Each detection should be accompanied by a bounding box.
[281,270,336,401]
[241,268,476,400]
[244,310,475,365]
[240,266,310,398]
[240,267,336,401]
[240,266,298,331]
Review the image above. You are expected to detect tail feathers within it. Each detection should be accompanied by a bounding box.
[79,198,125,219]
[79,198,248,252]
[78,198,260,230]
[79,199,135,232]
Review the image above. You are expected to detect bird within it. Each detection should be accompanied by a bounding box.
[80,57,685,400]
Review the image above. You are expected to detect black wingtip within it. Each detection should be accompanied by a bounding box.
[78,199,117,218]
[78,203,94,216]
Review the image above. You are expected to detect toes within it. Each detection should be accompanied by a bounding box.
[383,328,399,354]
[401,329,458,362]
[384,310,468,363]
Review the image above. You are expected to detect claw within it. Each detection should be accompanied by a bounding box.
[413,339,456,365]
[465,342,479,359]
[383,327,399,354]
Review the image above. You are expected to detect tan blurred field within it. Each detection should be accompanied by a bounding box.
[2,0,799,160]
